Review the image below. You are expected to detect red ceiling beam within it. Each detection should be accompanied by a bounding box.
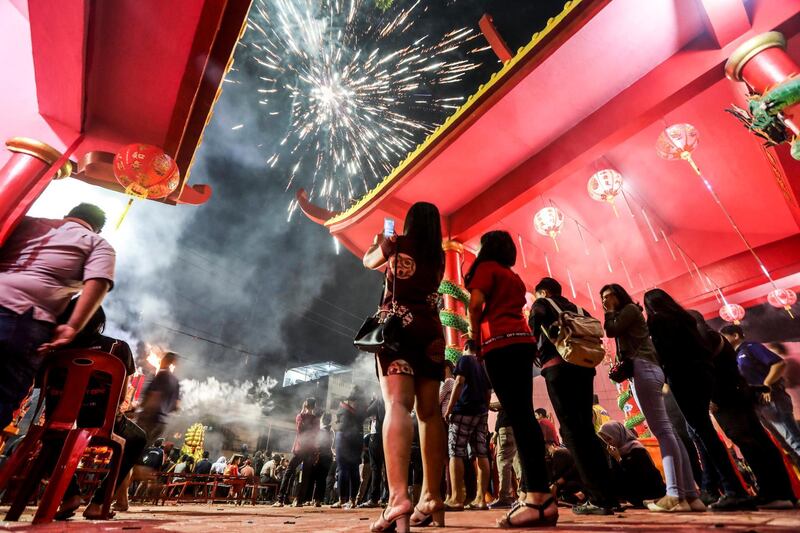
[697,0,751,48]
[449,3,800,243]
[28,0,89,132]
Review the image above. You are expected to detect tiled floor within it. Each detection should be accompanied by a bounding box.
[1,504,799,532]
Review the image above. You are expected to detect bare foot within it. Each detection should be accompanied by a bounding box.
[415,493,443,515]
[55,495,82,520]
[384,497,413,522]
[82,503,111,520]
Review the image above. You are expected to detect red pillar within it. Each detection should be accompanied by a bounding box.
[442,240,466,363]
[725,32,800,134]
[0,138,73,244]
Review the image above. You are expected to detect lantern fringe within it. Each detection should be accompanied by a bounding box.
[115,198,135,230]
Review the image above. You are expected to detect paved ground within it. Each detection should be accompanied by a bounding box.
[0,504,799,532]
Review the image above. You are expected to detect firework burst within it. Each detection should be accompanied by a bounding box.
[244,0,489,214]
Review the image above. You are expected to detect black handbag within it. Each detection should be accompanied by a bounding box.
[354,255,402,354]
[608,338,634,384]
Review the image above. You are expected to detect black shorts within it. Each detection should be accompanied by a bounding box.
[375,307,444,381]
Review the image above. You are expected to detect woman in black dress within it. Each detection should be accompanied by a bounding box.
[363,202,446,533]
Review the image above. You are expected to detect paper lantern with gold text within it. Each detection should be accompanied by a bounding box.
[112,144,180,228]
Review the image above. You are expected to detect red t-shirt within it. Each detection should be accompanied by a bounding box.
[466,261,534,354]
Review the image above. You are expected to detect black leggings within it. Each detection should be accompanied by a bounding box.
[483,343,548,493]
[668,374,747,497]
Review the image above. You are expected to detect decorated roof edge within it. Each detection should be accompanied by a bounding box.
[323,0,587,227]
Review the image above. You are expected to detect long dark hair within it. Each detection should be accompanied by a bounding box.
[599,283,640,310]
[464,230,516,286]
[404,202,444,269]
[643,288,695,327]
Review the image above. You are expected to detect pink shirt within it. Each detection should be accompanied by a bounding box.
[0,217,115,323]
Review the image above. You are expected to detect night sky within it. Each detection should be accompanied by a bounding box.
[98,0,569,384]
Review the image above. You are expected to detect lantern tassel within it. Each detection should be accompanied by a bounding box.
[115,198,135,231]
[786,306,795,319]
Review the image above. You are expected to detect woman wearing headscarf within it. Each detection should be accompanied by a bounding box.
[598,422,665,508]
[211,456,228,475]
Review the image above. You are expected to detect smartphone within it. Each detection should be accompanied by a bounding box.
[383,218,395,238]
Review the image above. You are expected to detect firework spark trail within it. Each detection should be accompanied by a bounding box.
[244,0,489,212]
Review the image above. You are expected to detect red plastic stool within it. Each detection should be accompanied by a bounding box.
[0,349,127,524]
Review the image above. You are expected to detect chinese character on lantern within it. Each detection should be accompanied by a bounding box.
[114,144,180,199]
[768,288,797,319]
[719,303,745,324]
[587,169,624,217]
[656,123,700,161]
[112,144,181,229]
[534,206,564,252]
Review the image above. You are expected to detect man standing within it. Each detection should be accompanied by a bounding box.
[274,398,319,507]
[359,395,386,508]
[0,203,114,428]
[530,277,618,515]
[489,401,521,509]
[137,352,180,444]
[443,343,492,510]
[721,325,800,464]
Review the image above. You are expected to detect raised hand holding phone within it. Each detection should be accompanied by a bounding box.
[383,217,395,238]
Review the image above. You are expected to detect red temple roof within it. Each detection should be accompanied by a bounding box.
[301,0,800,317]
[0,0,251,206]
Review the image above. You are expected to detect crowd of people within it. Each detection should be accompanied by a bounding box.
[1,201,799,530]
[352,202,799,531]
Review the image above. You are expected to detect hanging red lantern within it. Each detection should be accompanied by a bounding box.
[114,144,180,199]
[112,144,180,228]
[719,303,745,324]
[767,288,797,319]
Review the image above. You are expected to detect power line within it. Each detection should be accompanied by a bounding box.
[303,306,362,331]
[151,323,261,356]
[286,309,355,340]
[312,295,369,321]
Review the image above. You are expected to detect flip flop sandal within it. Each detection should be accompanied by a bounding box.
[498,497,558,529]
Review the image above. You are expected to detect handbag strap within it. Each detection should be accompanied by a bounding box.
[380,245,398,311]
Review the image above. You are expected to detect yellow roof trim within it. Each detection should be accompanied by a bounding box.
[324,0,585,227]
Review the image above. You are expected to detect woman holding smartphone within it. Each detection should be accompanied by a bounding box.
[363,202,446,533]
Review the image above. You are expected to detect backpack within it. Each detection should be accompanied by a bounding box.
[541,298,606,368]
